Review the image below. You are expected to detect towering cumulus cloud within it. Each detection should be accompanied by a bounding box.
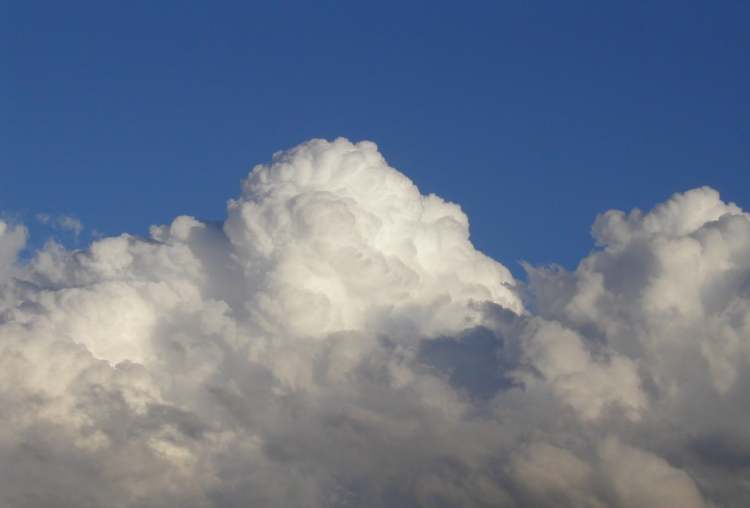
[0,138,748,507]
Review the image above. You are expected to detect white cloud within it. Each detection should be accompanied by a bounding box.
[0,138,747,507]
[599,438,709,508]
[511,318,647,421]
[222,138,522,339]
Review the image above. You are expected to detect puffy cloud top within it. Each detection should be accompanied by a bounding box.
[1,139,749,507]
[223,138,521,338]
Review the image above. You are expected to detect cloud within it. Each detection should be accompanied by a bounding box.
[0,219,27,282]
[36,213,84,237]
[0,138,747,506]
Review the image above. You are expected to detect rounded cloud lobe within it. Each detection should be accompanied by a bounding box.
[1,138,748,507]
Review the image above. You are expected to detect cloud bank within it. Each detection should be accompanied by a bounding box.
[1,138,748,507]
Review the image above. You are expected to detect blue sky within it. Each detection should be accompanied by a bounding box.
[3,1,748,275]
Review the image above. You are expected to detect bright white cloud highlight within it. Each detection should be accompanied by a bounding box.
[0,138,747,507]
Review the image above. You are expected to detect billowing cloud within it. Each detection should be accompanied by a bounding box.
[1,138,748,507]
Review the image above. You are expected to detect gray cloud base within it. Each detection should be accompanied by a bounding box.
[1,138,747,507]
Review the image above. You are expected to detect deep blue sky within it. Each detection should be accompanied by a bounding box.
[3,1,748,275]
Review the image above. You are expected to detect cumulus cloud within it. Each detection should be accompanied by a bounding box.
[0,138,748,507]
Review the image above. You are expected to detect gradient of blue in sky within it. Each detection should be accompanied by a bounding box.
[3,1,748,275]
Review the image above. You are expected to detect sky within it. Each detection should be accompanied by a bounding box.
[3,3,750,508]
[4,1,748,273]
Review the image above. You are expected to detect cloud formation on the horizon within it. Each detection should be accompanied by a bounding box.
[1,138,748,507]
